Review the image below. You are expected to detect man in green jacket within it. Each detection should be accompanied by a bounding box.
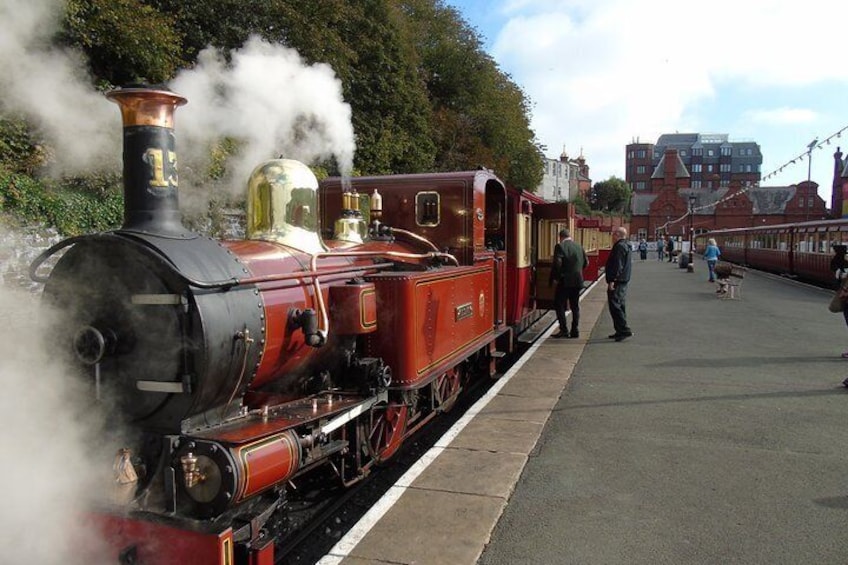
[550,228,588,338]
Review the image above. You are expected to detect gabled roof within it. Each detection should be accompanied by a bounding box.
[747,186,796,214]
[687,188,729,214]
[655,133,699,146]
[631,193,658,215]
[651,153,690,179]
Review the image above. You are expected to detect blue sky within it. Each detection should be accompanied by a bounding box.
[447,0,848,205]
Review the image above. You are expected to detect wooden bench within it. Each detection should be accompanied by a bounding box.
[716,265,746,299]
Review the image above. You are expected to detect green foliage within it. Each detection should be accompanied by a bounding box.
[589,176,632,213]
[207,138,240,180]
[397,0,542,189]
[0,168,122,235]
[62,0,183,85]
[571,195,592,216]
[0,117,48,174]
[343,1,436,174]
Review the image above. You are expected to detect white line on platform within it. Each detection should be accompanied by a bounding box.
[316,278,602,564]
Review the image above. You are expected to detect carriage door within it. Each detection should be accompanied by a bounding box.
[532,203,572,309]
[485,181,507,326]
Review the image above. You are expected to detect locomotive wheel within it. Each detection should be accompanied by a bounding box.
[435,367,462,413]
[368,403,408,464]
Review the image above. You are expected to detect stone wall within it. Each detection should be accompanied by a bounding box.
[0,216,62,293]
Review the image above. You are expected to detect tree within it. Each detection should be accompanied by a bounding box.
[62,0,182,86]
[394,0,542,189]
[570,195,592,216]
[588,177,631,213]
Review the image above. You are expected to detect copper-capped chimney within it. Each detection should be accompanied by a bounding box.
[106,87,188,235]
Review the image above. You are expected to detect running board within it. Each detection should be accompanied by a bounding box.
[517,310,557,344]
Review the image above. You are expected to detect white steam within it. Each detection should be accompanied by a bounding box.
[0,0,120,174]
[0,0,356,189]
[170,35,356,189]
[0,284,113,564]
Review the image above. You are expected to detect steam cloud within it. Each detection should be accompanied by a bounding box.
[0,283,114,564]
[0,0,120,174]
[171,35,356,189]
[0,0,357,188]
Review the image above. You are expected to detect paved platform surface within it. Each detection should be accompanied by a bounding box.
[322,258,848,565]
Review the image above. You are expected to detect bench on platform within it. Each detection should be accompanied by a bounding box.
[716,264,746,299]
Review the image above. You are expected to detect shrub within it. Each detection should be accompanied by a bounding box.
[0,168,123,235]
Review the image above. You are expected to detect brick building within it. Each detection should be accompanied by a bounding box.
[626,133,827,241]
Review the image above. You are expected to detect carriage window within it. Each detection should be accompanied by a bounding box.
[415,192,440,226]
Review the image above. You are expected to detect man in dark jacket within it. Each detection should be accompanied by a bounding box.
[550,228,588,338]
[605,226,633,341]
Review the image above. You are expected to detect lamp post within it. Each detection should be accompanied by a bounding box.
[806,138,817,221]
[688,194,696,270]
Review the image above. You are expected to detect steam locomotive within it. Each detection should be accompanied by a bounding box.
[29,87,601,564]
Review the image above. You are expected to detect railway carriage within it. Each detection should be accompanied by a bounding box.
[697,218,848,286]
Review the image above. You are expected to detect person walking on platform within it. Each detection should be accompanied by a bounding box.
[830,245,848,358]
[667,236,674,262]
[656,237,665,261]
[703,238,721,282]
[550,228,588,338]
[606,226,633,341]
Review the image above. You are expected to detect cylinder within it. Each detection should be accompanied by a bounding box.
[175,430,302,517]
[106,87,188,235]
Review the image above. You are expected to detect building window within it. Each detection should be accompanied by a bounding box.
[721,147,731,156]
[635,181,646,190]
[681,150,687,156]
[707,149,715,156]
[692,180,701,188]
[653,151,660,158]
[720,163,731,172]
[638,228,647,240]
[706,164,714,173]
[692,164,702,173]
[637,165,646,174]
[746,148,753,156]
[808,198,814,208]
[637,149,647,158]
[745,164,752,172]
[692,148,703,156]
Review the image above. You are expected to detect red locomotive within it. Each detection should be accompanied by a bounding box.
[696,218,848,286]
[30,87,600,564]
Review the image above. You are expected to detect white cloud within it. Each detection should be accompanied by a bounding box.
[746,107,818,126]
[485,0,848,185]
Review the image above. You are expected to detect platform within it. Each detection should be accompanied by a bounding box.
[319,257,848,565]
